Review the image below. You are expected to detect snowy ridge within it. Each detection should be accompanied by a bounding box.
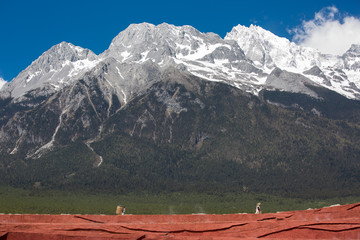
[2,23,360,101]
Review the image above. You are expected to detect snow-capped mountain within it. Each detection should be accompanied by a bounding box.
[225,24,360,99]
[1,23,360,196]
[225,24,325,71]
[102,23,264,94]
[0,42,99,100]
[343,44,360,70]
[2,22,360,102]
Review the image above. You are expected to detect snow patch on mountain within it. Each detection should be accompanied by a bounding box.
[0,77,6,90]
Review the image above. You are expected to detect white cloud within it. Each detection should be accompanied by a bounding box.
[291,6,360,55]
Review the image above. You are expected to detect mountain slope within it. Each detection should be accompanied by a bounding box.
[1,66,360,197]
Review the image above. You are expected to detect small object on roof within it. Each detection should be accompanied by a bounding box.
[255,202,261,214]
[116,205,126,215]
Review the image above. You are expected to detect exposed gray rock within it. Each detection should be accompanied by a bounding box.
[266,68,319,98]
[303,66,331,86]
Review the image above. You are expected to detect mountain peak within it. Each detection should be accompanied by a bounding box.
[1,42,99,99]
[227,24,288,43]
[103,22,244,67]
[107,22,203,52]
[45,41,98,63]
[225,24,290,69]
[343,44,360,72]
[345,44,360,55]
[225,24,324,71]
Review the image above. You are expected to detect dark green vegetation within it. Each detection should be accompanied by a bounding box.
[0,186,359,215]
[1,70,360,199]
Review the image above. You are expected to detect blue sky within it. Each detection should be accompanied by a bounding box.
[1,0,360,81]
